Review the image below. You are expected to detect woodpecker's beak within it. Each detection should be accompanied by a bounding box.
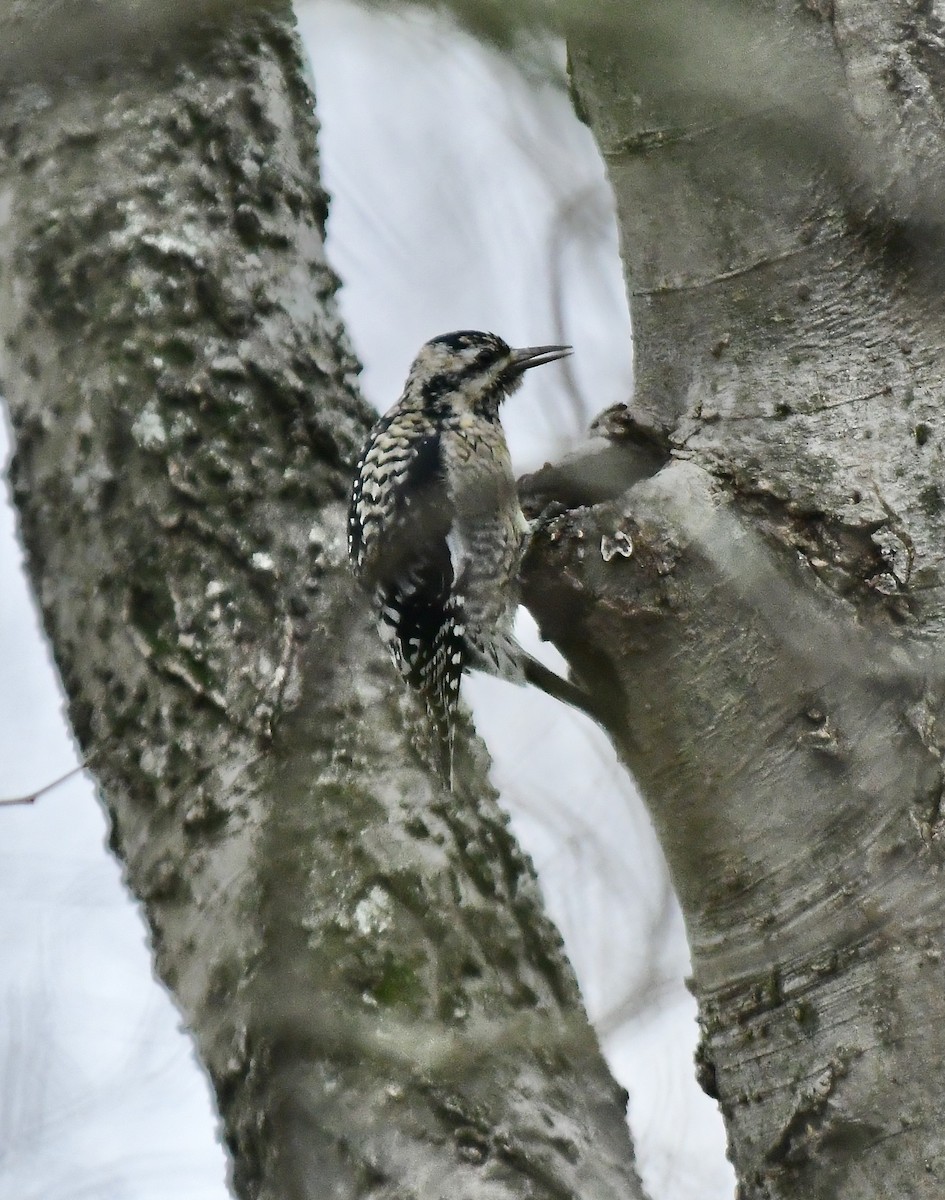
[509,344,572,373]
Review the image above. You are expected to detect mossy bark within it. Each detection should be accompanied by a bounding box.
[0,5,639,1198]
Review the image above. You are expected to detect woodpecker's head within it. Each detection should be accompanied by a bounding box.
[405,330,571,419]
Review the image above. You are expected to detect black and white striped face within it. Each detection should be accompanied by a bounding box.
[405,330,571,419]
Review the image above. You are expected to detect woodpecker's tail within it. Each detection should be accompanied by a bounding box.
[419,609,464,789]
[377,579,465,790]
[425,697,456,790]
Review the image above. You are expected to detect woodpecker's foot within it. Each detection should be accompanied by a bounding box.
[531,500,570,535]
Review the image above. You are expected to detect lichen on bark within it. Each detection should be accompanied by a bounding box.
[0,5,640,1198]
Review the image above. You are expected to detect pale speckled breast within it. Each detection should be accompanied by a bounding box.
[441,415,527,640]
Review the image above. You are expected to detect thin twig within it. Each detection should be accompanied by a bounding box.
[0,763,88,807]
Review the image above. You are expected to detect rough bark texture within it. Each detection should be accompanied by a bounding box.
[0,6,639,1198]
[517,2,945,1197]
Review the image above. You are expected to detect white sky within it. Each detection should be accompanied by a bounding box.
[0,3,732,1197]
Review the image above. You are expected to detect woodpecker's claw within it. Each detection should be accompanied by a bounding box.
[531,500,570,534]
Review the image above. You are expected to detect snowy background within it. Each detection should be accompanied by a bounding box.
[0,3,732,1197]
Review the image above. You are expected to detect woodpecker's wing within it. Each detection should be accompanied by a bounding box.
[348,412,466,774]
[348,412,443,581]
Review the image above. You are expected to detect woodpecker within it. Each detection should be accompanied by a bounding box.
[348,329,587,783]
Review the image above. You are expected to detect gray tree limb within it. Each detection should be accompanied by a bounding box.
[518,2,945,1196]
[0,5,639,1197]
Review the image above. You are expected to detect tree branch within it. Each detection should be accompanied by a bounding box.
[515,2,945,1195]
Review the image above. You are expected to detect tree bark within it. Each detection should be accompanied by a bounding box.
[517,2,945,1196]
[0,5,639,1198]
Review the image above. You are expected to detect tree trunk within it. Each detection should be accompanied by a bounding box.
[0,5,639,1197]
[519,2,945,1196]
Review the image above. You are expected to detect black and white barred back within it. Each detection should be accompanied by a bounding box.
[348,330,571,782]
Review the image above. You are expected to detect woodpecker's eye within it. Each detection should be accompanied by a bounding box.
[471,347,501,373]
